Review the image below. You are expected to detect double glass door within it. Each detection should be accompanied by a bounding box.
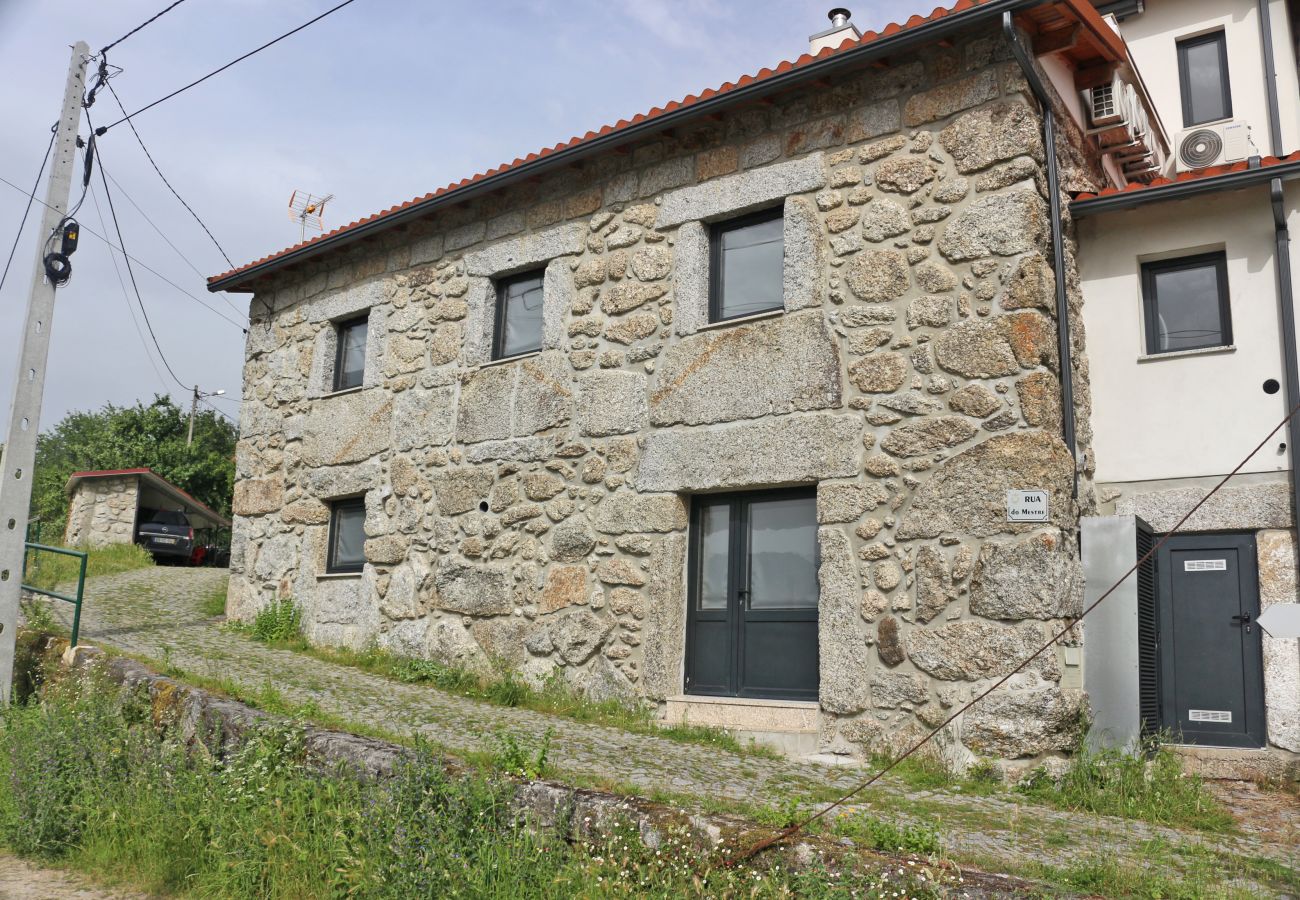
[685,489,819,700]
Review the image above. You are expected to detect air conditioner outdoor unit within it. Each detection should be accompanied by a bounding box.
[1175,121,1253,172]
[1084,73,1127,129]
[1081,75,1166,183]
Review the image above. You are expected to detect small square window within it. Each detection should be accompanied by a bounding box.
[327,497,366,573]
[1178,31,1232,127]
[709,208,784,323]
[1141,252,1232,355]
[333,316,368,391]
[493,270,545,359]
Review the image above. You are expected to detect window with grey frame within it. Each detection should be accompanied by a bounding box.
[326,497,366,574]
[1141,252,1232,355]
[333,315,368,391]
[493,270,545,360]
[1177,31,1232,127]
[709,207,784,323]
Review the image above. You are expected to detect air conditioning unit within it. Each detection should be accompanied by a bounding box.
[1081,75,1166,183]
[1175,121,1253,172]
[1084,73,1127,129]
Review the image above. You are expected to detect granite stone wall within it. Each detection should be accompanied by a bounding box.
[63,477,139,548]
[230,26,1101,764]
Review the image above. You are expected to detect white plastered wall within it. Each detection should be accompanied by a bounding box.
[1079,184,1300,484]
[1115,0,1300,155]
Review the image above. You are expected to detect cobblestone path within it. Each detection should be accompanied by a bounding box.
[33,567,1300,893]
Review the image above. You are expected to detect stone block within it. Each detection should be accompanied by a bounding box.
[427,618,494,675]
[643,535,687,700]
[970,532,1083,620]
[548,608,614,665]
[596,559,647,586]
[871,672,929,708]
[233,476,284,517]
[907,295,953,329]
[302,390,393,466]
[897,432,1074,539]
[880,416,977,457]
[848,352,908,393]
[577,370,648,437]
[915,545,958,623]
[1016,371,1061,430]
[933,318,1020,378]
[550,517,596,562]
[650,310,841,427]
[1001,254,1056,313]
[456,365,514,444]
[435,559,513,616]
[846,99,902,142]
[938,102,1042,174]
[656,154,826,228]
[463,222,586,276]
[433,467,494,516]
[635,413,861,492]
[514,352,572,436]
[875,157,938,194]
[845,249,910,301]
[593,491,687,535]
[949,383,1001,417]
[394,386,455,451]
[817,482,888,524]
[673,221,709,336]
[938,191,1047,262]
[783,195,824,311]
[964,686,1085,757]
[906,620,1058,681]
[470,617,530,669]
[903,69,1000,126]
[860,199,911,242]
[818,528,873,714]
[538,565,589,614]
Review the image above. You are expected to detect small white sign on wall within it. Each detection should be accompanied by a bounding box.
[1007,490,1049,522]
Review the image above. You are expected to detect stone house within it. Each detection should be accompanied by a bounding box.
[208,0,1296,774]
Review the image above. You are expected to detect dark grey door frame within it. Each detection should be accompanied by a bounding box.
[1156,532,1266,748]
[683,488,819,701]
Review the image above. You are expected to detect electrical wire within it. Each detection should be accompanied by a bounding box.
[102,0,363,131]
[0,170,247,331]
[100,0,190,56]
[89,181,171,393]
[738,397,1300,862]
[103,79,236,273]
[198,395,237,425]
[93,132,189,391]
[0,129,57,296]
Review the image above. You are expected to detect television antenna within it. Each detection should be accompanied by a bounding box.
[288,189,334,241]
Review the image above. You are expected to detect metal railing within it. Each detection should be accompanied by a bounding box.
[21,542,87,647]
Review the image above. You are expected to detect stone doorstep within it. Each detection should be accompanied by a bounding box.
[663,695,822,760]
[1170,744,1300,782]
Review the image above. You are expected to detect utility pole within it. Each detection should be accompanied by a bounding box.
[0,43,90,703]
[188,385,198,446]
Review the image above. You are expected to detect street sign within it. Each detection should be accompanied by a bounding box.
[1257,604,1300,639]
[1007,490,1049,522]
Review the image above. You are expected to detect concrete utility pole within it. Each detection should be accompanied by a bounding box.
[187,385,225,446]
[0,42,90,704]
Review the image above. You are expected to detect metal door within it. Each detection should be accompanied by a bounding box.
[685,489,819,700]
[1156,533,1266,748]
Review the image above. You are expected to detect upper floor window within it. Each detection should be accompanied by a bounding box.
[327,497,366,574]
[333,315,368,391]
[1178,31,1232,127]
[710,208,784,323]
[1141,252,1232,355]
[493,270,545,359]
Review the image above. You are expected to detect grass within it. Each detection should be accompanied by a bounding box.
[199,581,228,618]
[0,673,957,899]
[237,598,782,760]
[1016,739,1236,833]
[21,542,153,594]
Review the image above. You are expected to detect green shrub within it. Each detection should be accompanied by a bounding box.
[831,811,943,856]
[491,727,554,779]
[249,598,302,646]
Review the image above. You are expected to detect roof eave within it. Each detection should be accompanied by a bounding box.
[208,0,1041,294]
[1070,158,1300,215]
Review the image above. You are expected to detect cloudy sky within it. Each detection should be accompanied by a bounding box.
[0,0,938,430]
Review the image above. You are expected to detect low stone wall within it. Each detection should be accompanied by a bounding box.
[58,645,1032,897]
[63,477,138,547]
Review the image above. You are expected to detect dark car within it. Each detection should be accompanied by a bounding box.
[137,509,195,563]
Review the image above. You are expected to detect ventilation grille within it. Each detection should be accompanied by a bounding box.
[1090,81,1118,124]
[1184,558,1227,572]
[1180,128,1224,169]
[1136,519,1160,738]
[1188,709,1232,724]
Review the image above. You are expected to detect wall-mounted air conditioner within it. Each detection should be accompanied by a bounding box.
[1175,121,1253,172]
[1081,74,1166,183]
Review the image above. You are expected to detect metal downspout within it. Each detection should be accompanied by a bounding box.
[1258,0,1300,542]
[1003,12,1078,497]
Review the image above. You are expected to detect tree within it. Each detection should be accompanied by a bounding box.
[28,395,238,539]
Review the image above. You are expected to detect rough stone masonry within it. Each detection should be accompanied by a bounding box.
[229,24,1105,767]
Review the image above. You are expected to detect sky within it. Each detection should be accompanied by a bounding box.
[0,0,939,431]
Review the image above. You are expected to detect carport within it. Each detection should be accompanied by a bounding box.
[63,468,230,548]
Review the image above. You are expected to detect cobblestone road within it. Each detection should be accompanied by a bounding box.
[33,566,1300,893]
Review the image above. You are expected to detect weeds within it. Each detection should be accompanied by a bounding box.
[830,811,943,856]
[199,583,227,617]
[20,542,153,593]
[0,679,958,898]
[1017,739,1235,833]
[249,597,303,645]
[492,727,554,778]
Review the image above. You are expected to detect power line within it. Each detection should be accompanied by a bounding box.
[0,129,57,296]
[199,395,237,425]
[740,399,1300,862]
[103,79,236,272]
[0,170,247,331]
[100,0,190,55]
[103,0,363,131]
[89,181,171,393]
[92,126,188,391]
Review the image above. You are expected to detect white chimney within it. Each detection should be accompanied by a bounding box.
[809,7,861,54]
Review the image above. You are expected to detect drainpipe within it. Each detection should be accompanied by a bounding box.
[1003,12,1078,498]
[1258,0,1300,534]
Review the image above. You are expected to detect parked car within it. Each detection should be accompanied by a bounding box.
[137,509,195,564]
